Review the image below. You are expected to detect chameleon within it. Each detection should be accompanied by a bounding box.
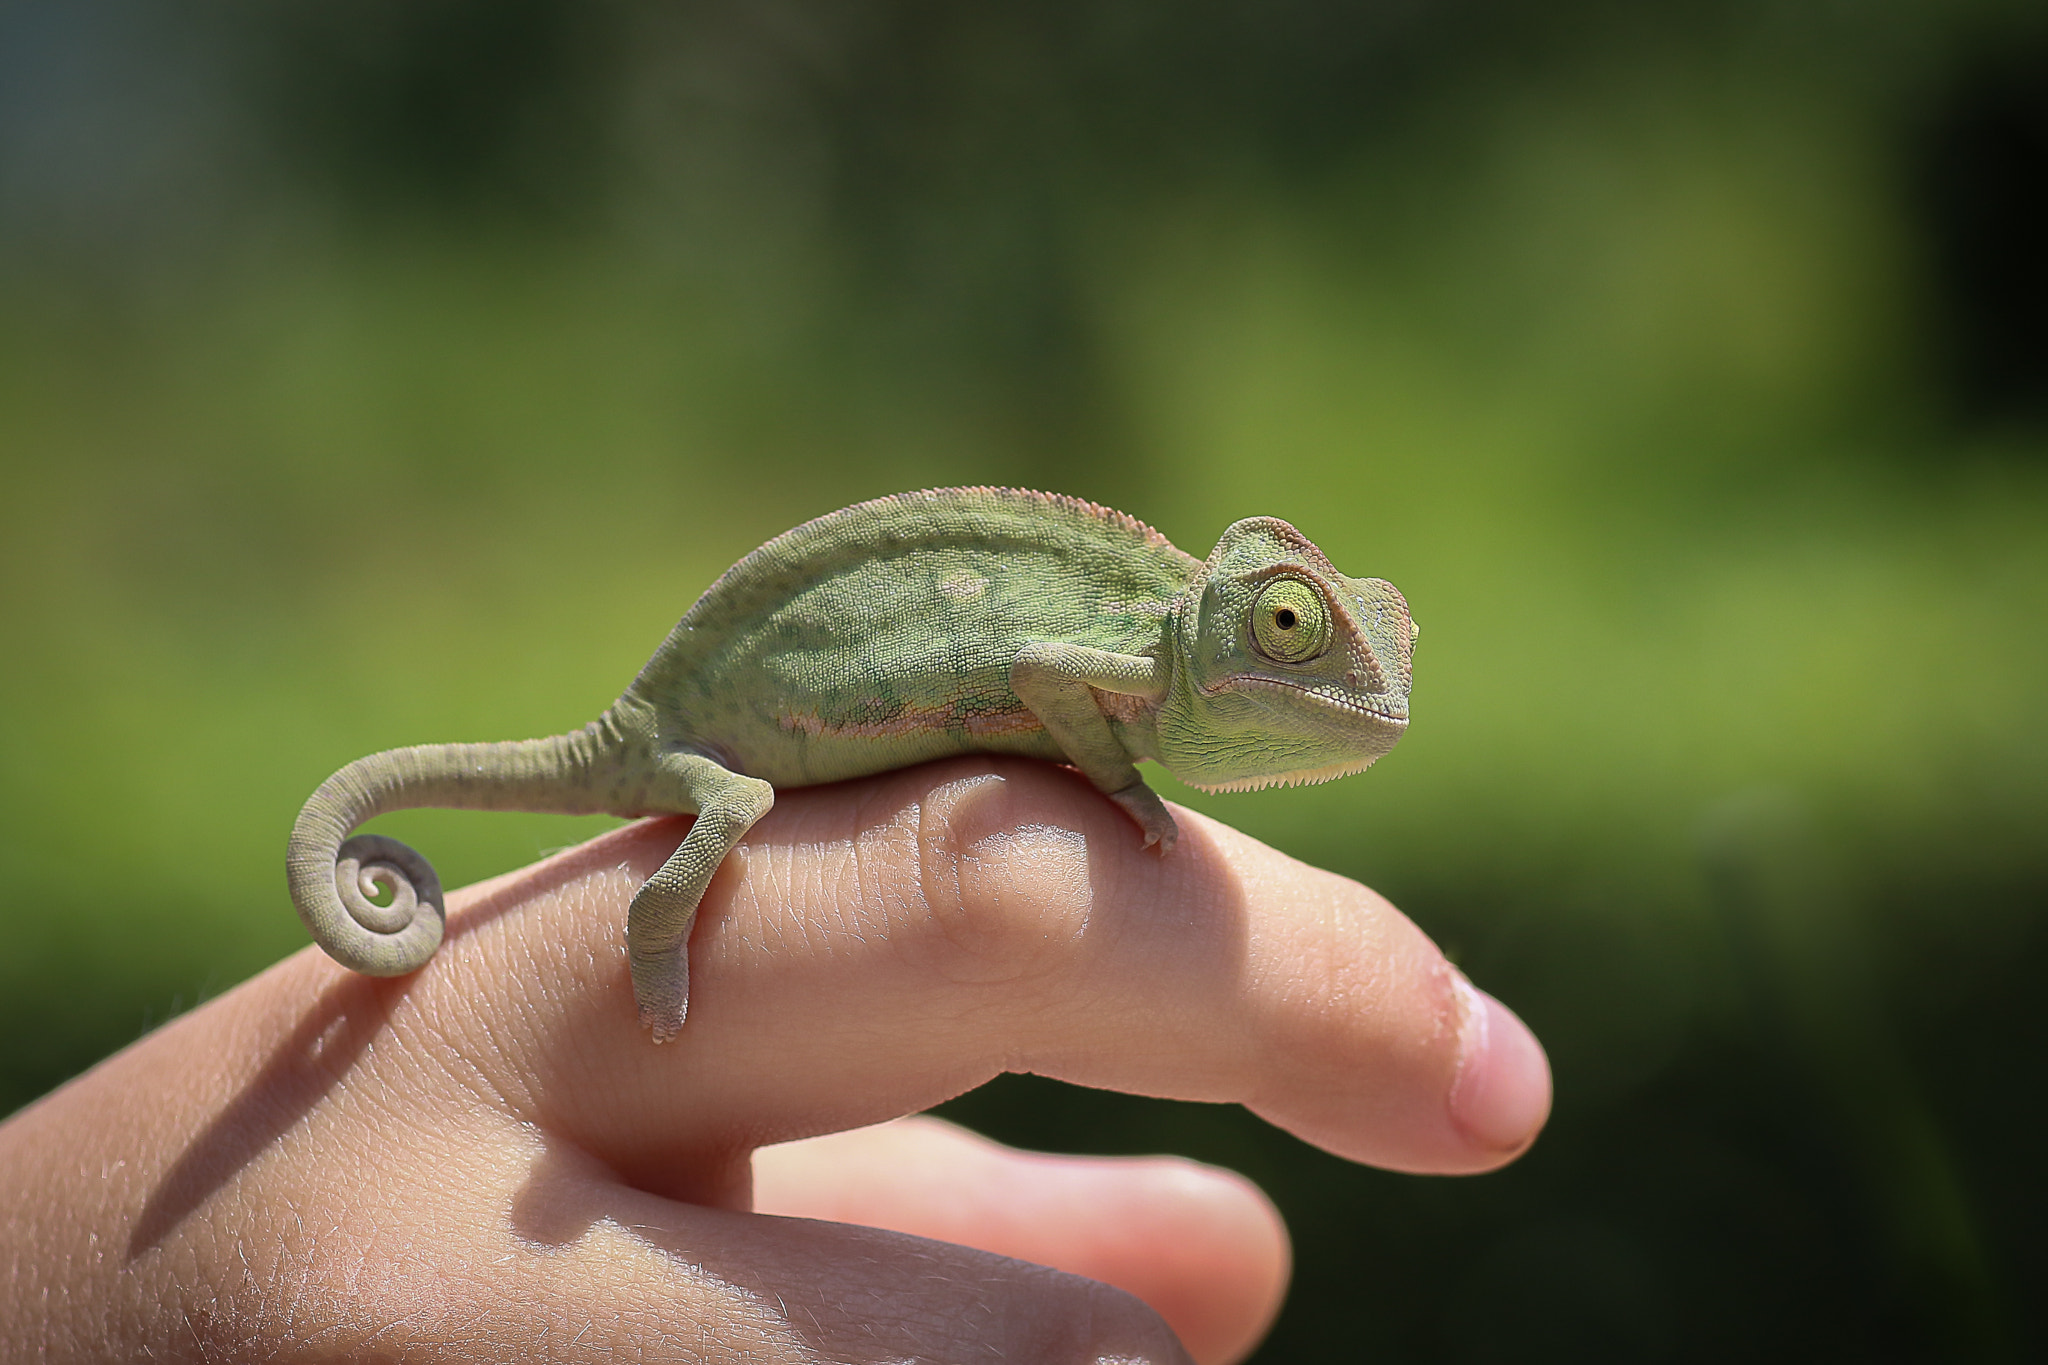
[288,487,1418,1041]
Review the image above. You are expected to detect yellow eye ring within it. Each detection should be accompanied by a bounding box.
[1250,578,1331,664]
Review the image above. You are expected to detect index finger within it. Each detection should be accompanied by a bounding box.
[392,758,1550,1184]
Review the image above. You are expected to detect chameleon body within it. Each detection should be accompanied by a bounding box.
[288,487,1418,1041]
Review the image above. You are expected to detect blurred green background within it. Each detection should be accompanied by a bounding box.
[3,0,2046,1358]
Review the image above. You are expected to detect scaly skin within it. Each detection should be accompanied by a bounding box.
[289,487,1418,1040]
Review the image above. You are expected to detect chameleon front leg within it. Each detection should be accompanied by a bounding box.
[628,750,776,1042]
[1009,642,1177,852]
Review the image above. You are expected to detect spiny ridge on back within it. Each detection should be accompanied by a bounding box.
[687,486,1192,617]
[893,486,1182,552]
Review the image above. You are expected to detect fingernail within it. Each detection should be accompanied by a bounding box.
[1449,977,1552,1153]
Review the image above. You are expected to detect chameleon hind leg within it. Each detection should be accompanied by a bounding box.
[1009,642,1176,851]
[628,750,775,1042]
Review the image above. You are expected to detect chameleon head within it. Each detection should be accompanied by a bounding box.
[1158,516,1417,793]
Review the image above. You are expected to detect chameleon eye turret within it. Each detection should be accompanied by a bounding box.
[289,488,1414,1040]
[1250,577,1333,664]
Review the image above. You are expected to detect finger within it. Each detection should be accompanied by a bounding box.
[444,1136,1195,1365]
[752,1116,1288,1365]
[400,757,1550,1177]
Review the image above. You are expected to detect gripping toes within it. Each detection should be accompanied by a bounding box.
[631,942,690,1043]
[1109,781,1179,853]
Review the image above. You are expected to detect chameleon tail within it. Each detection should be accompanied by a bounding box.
[287,719,638,977]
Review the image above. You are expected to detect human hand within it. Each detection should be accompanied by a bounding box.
[0,758,1549,1363]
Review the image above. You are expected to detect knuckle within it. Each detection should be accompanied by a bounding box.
[909,768,1099,988]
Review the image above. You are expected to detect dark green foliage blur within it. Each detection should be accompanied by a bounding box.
[4,0,2046,1358]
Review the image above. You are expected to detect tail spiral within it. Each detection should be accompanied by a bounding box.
[287,723,639,978]
[323,833,446,976]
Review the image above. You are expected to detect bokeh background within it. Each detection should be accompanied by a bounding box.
[4,1,2045,1358]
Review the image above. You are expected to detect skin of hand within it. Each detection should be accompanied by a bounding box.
[0,758,1550,1364]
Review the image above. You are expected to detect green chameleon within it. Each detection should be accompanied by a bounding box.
[289,487,1418,1041]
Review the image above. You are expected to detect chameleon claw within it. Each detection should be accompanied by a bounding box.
[640,1004,686,1045]
[633,951,690,1043]
[1109,783,1179,855]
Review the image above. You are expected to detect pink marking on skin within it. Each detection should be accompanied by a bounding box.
[1093,690,1155,725]
[963,708,1044,738]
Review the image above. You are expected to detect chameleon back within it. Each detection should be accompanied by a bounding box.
[623,487,1202,787]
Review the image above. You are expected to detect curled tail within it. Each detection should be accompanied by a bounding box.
[287,718,641,977]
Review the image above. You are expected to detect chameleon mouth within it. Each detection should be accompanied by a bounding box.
[1207,674,1410,725]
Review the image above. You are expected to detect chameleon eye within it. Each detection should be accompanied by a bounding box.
[1250,578,1331,664]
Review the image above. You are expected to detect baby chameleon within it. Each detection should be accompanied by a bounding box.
[288,487,1418,1041]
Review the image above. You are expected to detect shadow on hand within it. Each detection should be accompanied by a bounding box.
[127,975,400,1259]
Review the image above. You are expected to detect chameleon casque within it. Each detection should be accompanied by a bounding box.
[288,487,1418,1041]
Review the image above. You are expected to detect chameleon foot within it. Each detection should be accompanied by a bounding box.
[1109,782,1179,854]
[631,950,690,1044]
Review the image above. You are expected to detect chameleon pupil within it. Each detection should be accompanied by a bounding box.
[1276,609,1297,629]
